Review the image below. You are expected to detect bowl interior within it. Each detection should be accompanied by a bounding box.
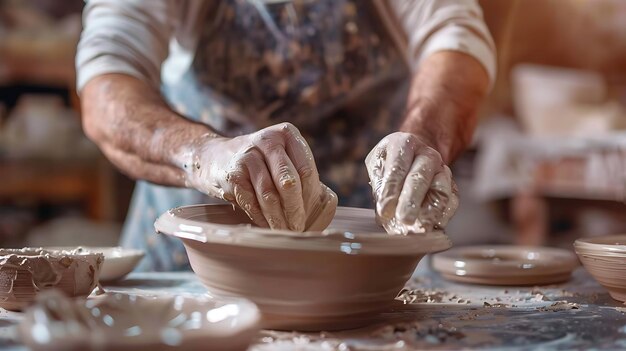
[156,205,452,256]
[172,205,383,233]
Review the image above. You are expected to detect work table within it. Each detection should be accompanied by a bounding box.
[2,265,626,350]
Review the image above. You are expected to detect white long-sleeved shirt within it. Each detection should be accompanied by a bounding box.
[76,0,496,92]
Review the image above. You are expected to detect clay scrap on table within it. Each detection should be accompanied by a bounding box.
[396,288,471,305]
[536,301,580,312]
[0,248,103,310]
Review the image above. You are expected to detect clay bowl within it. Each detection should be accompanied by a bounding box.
[432,245,579,286]
[574,235,626,302]
[155,205,451,331]
[0,248,103,311]
[20,291,260,351]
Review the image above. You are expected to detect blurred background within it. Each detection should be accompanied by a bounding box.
[0,0,625,250]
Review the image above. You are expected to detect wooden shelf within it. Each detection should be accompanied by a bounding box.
[0,157,114,220]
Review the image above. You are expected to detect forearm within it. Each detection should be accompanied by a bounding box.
[400,51,489,164]
[81,74,220,186]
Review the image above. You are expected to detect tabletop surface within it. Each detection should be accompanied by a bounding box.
[2,264,626,350]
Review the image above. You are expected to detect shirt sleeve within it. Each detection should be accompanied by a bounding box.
[389,0,497,86]
[75,0,175,92]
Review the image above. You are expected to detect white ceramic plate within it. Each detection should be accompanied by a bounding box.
[48,246,144,282]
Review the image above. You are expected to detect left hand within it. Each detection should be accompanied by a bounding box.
[365,132,459,234]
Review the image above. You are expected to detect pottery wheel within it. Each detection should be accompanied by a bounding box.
[432,245,579,286]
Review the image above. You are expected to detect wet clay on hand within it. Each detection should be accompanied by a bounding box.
[0,248,103,311]
[366,132,459,234]
[178,122,337,232]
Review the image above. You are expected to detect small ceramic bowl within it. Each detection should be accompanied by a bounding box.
[0,248,103,310]
[432,245,579,286]
[155,205,451,331]
[49,247,145,282]
[20,291,260,351]
[574,235,626,302]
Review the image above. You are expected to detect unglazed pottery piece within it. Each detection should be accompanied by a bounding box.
[574,235,626,302]
[48,247,145,282]
[155,205,451,331]
[432,245,578,286]
[19,291,260,351]
[0,248,103,310]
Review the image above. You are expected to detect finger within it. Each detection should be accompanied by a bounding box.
[280,123,321,215]
[233,182,269,228]
[244,151,289,230]
[418,167,453,231]
[365,139,389,201]
[438,167,459,228]
[260,145,306,232]
[375,137,423,220]
[222,167,269,228]
[395,150,441,225]
[304,183,338,231]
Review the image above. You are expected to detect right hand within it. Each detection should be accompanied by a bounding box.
[183,122,337,232]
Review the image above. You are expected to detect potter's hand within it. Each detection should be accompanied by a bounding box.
[185,123,337,232]
[366,132,459,234]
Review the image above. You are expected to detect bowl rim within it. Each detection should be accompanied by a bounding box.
[0,247,104,259]
[154,204,452,256]
[574,235,626,255]
[45,246,145,260]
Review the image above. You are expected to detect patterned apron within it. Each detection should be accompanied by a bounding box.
[122,0,411,271]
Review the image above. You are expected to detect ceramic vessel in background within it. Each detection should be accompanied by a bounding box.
[48,247,145,282]
[0,248,103,310]
[20,291,260,351]
[155,205,451,331]
[432,245,579,286]
[574,235,626,302]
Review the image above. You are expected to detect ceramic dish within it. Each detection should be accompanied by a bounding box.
[574,235,626,302]
[155,205,451,331]
[48,247,145,282]
[0,248,103,310]
[19,291,260,351]
[432,245,578,286]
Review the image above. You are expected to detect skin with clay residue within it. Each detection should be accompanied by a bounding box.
[81,52,488,239]
[178,122,337,232]
[366,132,459,234]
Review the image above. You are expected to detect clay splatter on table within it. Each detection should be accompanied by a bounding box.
[1,268,626,350]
